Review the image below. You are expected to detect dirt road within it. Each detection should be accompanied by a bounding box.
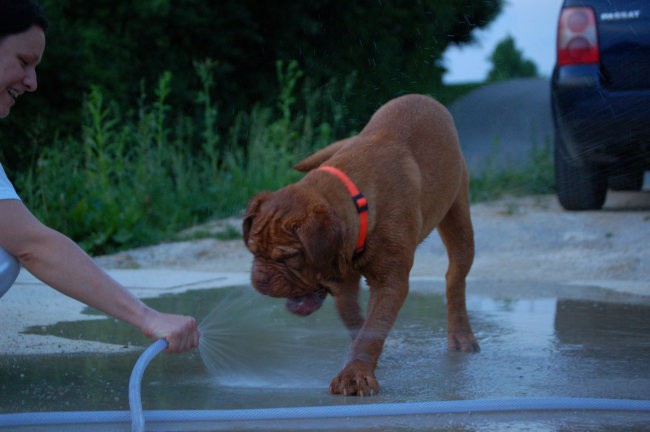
[96,193,650,295]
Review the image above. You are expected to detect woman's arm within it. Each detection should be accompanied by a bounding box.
[0,199,199,352]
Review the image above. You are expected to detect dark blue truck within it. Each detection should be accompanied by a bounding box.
[551,0,650,210]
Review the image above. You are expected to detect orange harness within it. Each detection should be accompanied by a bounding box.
[317,166,368,258]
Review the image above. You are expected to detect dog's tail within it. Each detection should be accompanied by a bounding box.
[293,138,354,172]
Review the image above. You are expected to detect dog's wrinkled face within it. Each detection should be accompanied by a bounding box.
[243,188,346,316]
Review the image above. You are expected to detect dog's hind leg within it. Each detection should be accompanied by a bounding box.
[437,179,480,352]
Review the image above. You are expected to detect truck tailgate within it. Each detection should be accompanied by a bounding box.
[597,1,650,90]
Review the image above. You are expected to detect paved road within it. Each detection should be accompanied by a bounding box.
[449,77,553,173]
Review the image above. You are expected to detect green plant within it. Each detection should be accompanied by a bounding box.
[16,61,353,255]
[487,35,539,82]
[470,137,555,202]
[214,60,354,211]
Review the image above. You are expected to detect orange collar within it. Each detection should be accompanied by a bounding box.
[317,166,368,258]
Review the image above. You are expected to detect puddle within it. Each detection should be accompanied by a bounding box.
[2,281,650,430]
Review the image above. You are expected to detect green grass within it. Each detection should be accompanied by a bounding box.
[16,67,553,255]
[469,136,555,203]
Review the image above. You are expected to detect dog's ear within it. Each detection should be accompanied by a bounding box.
[243,192,270,246]
[293,138,353,172]
[296,204,346,271]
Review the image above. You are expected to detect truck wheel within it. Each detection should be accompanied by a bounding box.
[554,133,607,210]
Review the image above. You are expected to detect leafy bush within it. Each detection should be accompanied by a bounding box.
[17,61,354,254]
[2,0,504,173]
[486,35,539,82]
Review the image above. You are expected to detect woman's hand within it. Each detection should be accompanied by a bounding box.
[140,311,200,353]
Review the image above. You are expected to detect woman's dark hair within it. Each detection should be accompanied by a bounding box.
[0,0,48,38]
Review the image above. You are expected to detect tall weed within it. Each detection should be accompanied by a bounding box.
[17,61,354,254]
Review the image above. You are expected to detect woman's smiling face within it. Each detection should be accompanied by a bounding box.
[0,25,45,118]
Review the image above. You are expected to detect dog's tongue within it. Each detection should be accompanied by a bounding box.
[286,292,325,316]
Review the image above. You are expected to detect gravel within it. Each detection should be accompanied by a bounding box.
[95,193,650,295]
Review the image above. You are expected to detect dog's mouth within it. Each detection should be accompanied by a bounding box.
[286,289,328,316]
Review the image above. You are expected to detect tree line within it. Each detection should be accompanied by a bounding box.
[2,0,504,172]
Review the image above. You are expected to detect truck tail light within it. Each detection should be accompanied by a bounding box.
[557,7,600,66]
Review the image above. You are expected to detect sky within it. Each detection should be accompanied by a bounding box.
[443,0,565,83]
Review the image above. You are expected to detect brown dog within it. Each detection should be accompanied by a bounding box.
[243,94,479,396]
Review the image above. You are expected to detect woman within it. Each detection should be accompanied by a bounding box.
[0,0,200,353]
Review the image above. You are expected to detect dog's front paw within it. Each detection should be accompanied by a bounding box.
[329,360,380,396]
[448,330,480,352]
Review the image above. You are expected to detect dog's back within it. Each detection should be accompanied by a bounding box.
[361,93,465,220]
[297,94,467,245]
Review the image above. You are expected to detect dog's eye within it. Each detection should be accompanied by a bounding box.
[271,246,299,261]
[283,254,304,269]
[270,246,304,268]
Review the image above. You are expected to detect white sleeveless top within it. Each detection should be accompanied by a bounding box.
[0,162,21,297]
